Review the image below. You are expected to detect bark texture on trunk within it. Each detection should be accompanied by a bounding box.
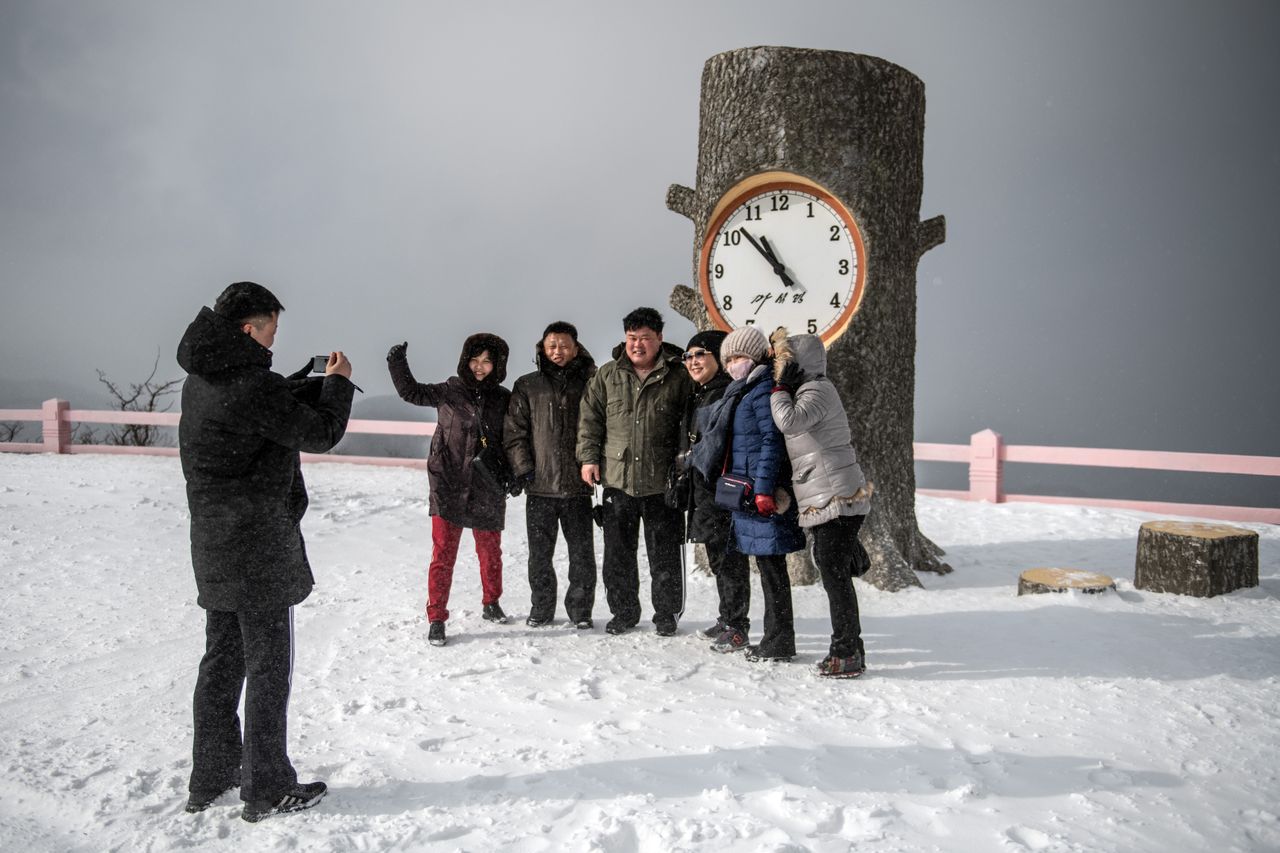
[1135,521,1259,598]
[668,46,948,591]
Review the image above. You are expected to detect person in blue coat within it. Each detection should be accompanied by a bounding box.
[717,326,805,661]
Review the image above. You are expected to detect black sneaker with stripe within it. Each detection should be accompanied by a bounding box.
[241,780,327,823]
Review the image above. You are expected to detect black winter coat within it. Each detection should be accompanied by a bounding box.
[679,369,733,544]
[388,334,511,531]
[504,343,596,498]
[177,307,354,611]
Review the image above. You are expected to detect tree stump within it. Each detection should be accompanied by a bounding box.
[667,46,948,591]
[1134,521,1259,597]
[1017,568,1116,596]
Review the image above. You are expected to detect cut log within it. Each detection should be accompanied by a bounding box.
[1134,521,1259,597]
[1018,568,1116,596]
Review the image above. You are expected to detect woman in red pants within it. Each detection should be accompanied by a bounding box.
[388,333,513,647]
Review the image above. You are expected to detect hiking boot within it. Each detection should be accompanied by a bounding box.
[525,613,552,627]
[697,619,728,639]
[711,628,748,654]
[605,617,637,635]
[482,602,507,624]
[745,645,794,663]
[816,651,866,679]
[654,617,678,637]
[574,618,594,630]
[184,772,240,813]
[241,780,327,823]
[428,621,447,646]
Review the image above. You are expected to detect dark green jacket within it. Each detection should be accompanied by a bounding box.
[504,343,596,498]
[576,341,692,497]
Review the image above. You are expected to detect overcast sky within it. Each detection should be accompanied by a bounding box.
[2,1,1277,502]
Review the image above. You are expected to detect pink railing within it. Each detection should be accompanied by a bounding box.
[915,428,1279,525]
[2,402,1276,524]
[0,399,434,470]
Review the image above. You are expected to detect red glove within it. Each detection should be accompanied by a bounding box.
[754,494,776,516]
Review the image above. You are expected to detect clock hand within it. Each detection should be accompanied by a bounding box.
[758,236,796,288]
[738,228,796,288]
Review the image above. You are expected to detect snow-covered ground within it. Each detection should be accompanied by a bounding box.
[0,453,1277,853]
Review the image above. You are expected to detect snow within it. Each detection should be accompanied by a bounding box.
[1,453,1277,852]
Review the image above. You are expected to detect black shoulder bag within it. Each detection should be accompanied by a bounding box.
[471,409,515,495]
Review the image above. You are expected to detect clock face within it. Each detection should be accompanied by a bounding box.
[699,172,867,345]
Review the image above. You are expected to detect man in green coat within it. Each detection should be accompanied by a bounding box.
[577,307,693,636]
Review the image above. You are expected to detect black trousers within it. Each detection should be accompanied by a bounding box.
[755,554,796,657]
[706,531,751,633]
[190,607,297,803]
[526,494,598,622]
[809,513,868,658]
[601,488,685,625]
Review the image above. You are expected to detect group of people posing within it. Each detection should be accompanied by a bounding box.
[176,284,874,822]
[387,305,874,680]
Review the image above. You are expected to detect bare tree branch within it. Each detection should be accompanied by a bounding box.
[95,351,181,447]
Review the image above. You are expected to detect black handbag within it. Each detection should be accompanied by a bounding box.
[470,409,514,494]
[471,437,514,493]
[713,472,754,512]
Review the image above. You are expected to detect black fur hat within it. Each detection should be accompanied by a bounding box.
[456,332,509,385]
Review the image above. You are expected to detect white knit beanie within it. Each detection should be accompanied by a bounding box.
[720,326,769,364]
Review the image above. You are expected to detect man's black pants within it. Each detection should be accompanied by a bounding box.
[526,494,598,623]
[190,607,297,803]
[809,513,868,658]
[601,488,685,626]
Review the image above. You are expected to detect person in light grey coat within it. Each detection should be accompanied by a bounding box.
[768,329,874,678]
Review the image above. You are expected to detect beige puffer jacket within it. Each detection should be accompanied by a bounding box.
[768,329,872,526]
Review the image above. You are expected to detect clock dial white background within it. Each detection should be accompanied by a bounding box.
[704,187,864,340]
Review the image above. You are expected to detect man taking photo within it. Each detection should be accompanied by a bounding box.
[176,281,353,822]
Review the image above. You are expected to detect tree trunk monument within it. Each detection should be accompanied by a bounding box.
[667,46,949,591]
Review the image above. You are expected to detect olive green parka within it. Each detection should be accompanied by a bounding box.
[576,341,692,497]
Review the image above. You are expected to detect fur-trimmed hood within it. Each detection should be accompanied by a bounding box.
[456,332,510,386]
[771,327,826,381]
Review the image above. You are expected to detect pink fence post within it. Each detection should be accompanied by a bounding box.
[969,428,1004,502]
[42,398,71,454]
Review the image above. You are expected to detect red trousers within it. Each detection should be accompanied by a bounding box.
[427,516,503,623]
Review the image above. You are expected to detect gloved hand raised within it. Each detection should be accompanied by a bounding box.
[772,360,806,393]
[387,341,408,362]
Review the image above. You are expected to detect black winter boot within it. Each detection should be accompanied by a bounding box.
[428,621,447,646]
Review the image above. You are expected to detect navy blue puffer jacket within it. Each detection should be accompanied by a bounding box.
[727,365,805,556]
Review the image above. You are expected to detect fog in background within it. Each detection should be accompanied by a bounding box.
[2,1,1277,506]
